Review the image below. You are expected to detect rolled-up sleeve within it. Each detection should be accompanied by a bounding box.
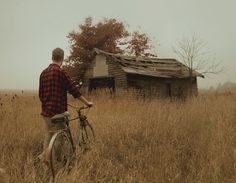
[61,71,82,98]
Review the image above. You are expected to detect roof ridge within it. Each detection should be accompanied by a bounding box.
[94,48,178,61]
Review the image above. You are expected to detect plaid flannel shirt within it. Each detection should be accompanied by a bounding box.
[39,63,81,117]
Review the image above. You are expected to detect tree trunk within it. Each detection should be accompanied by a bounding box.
[189,69,193,96]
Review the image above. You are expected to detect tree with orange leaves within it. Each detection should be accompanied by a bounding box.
[64,17,156,78]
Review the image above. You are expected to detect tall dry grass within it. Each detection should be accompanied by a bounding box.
[0,90,235,183]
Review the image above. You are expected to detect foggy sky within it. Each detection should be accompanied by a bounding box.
[0,0,235,90]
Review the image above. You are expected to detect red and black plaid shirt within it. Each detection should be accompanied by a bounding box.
[39,63,81,117]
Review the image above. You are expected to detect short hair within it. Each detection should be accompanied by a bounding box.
[52,48,64,62]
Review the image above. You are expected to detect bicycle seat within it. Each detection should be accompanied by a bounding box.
[51,111,70,123]
[63,111,70,117]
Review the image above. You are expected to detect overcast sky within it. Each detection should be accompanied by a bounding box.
[0,0,235,90]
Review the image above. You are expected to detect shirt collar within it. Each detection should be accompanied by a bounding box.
[49,63,60,68]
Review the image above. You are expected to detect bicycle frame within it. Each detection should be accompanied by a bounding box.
[63,105,90,151]
[47,104,92,179]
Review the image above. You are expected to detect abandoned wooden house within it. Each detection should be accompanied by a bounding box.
[81,48,204,97]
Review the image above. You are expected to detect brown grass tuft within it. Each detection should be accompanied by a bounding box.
[0,90,235,183]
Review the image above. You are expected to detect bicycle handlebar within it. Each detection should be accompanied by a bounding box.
[68,103,90,112]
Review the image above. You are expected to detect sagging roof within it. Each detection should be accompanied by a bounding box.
[94,48,204,78]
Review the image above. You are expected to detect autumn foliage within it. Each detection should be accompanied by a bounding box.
[127,31,152,57]
[64,17,156,78]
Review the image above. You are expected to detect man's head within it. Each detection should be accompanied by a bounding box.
[52,48,64,64]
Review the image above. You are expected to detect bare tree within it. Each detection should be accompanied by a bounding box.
[173,35,222,95]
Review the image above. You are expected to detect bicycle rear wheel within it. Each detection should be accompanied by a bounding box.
[79,120,95,149]
[48,131,74,179]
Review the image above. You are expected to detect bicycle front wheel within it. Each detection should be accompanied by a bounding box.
[48,131,74,179]
[79,120,95,149]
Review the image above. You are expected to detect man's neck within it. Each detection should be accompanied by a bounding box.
[52,61,62,66]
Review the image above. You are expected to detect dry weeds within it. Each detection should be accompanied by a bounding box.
[0,90,235,183]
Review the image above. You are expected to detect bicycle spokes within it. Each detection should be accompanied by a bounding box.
[49,132,74,179]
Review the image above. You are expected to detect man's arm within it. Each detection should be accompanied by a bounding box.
[78,95,93,107]
[61,70,93,107]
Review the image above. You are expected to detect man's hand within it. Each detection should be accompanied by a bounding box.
[79,95,93,107]
[86,101,93,107]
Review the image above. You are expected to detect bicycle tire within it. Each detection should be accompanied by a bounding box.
[48,131,74,179]
[79,120,95,149]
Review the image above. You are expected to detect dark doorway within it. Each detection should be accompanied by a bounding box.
[89,77,115,92]
[166,83,172,97]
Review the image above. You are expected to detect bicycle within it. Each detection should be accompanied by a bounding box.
[46,104,95,180]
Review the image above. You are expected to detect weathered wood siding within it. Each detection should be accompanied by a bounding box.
[127,74,198,98]
[93,54,109,77]
[170,77,198,97]
[83,55,127,91]
[106,57,127,88]
[82,54,198,97]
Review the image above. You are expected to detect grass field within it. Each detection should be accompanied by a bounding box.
[0,90,235,183]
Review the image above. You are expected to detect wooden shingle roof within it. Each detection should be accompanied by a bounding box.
[94,48,204,78]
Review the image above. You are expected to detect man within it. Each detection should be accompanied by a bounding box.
[38,47,93,162]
